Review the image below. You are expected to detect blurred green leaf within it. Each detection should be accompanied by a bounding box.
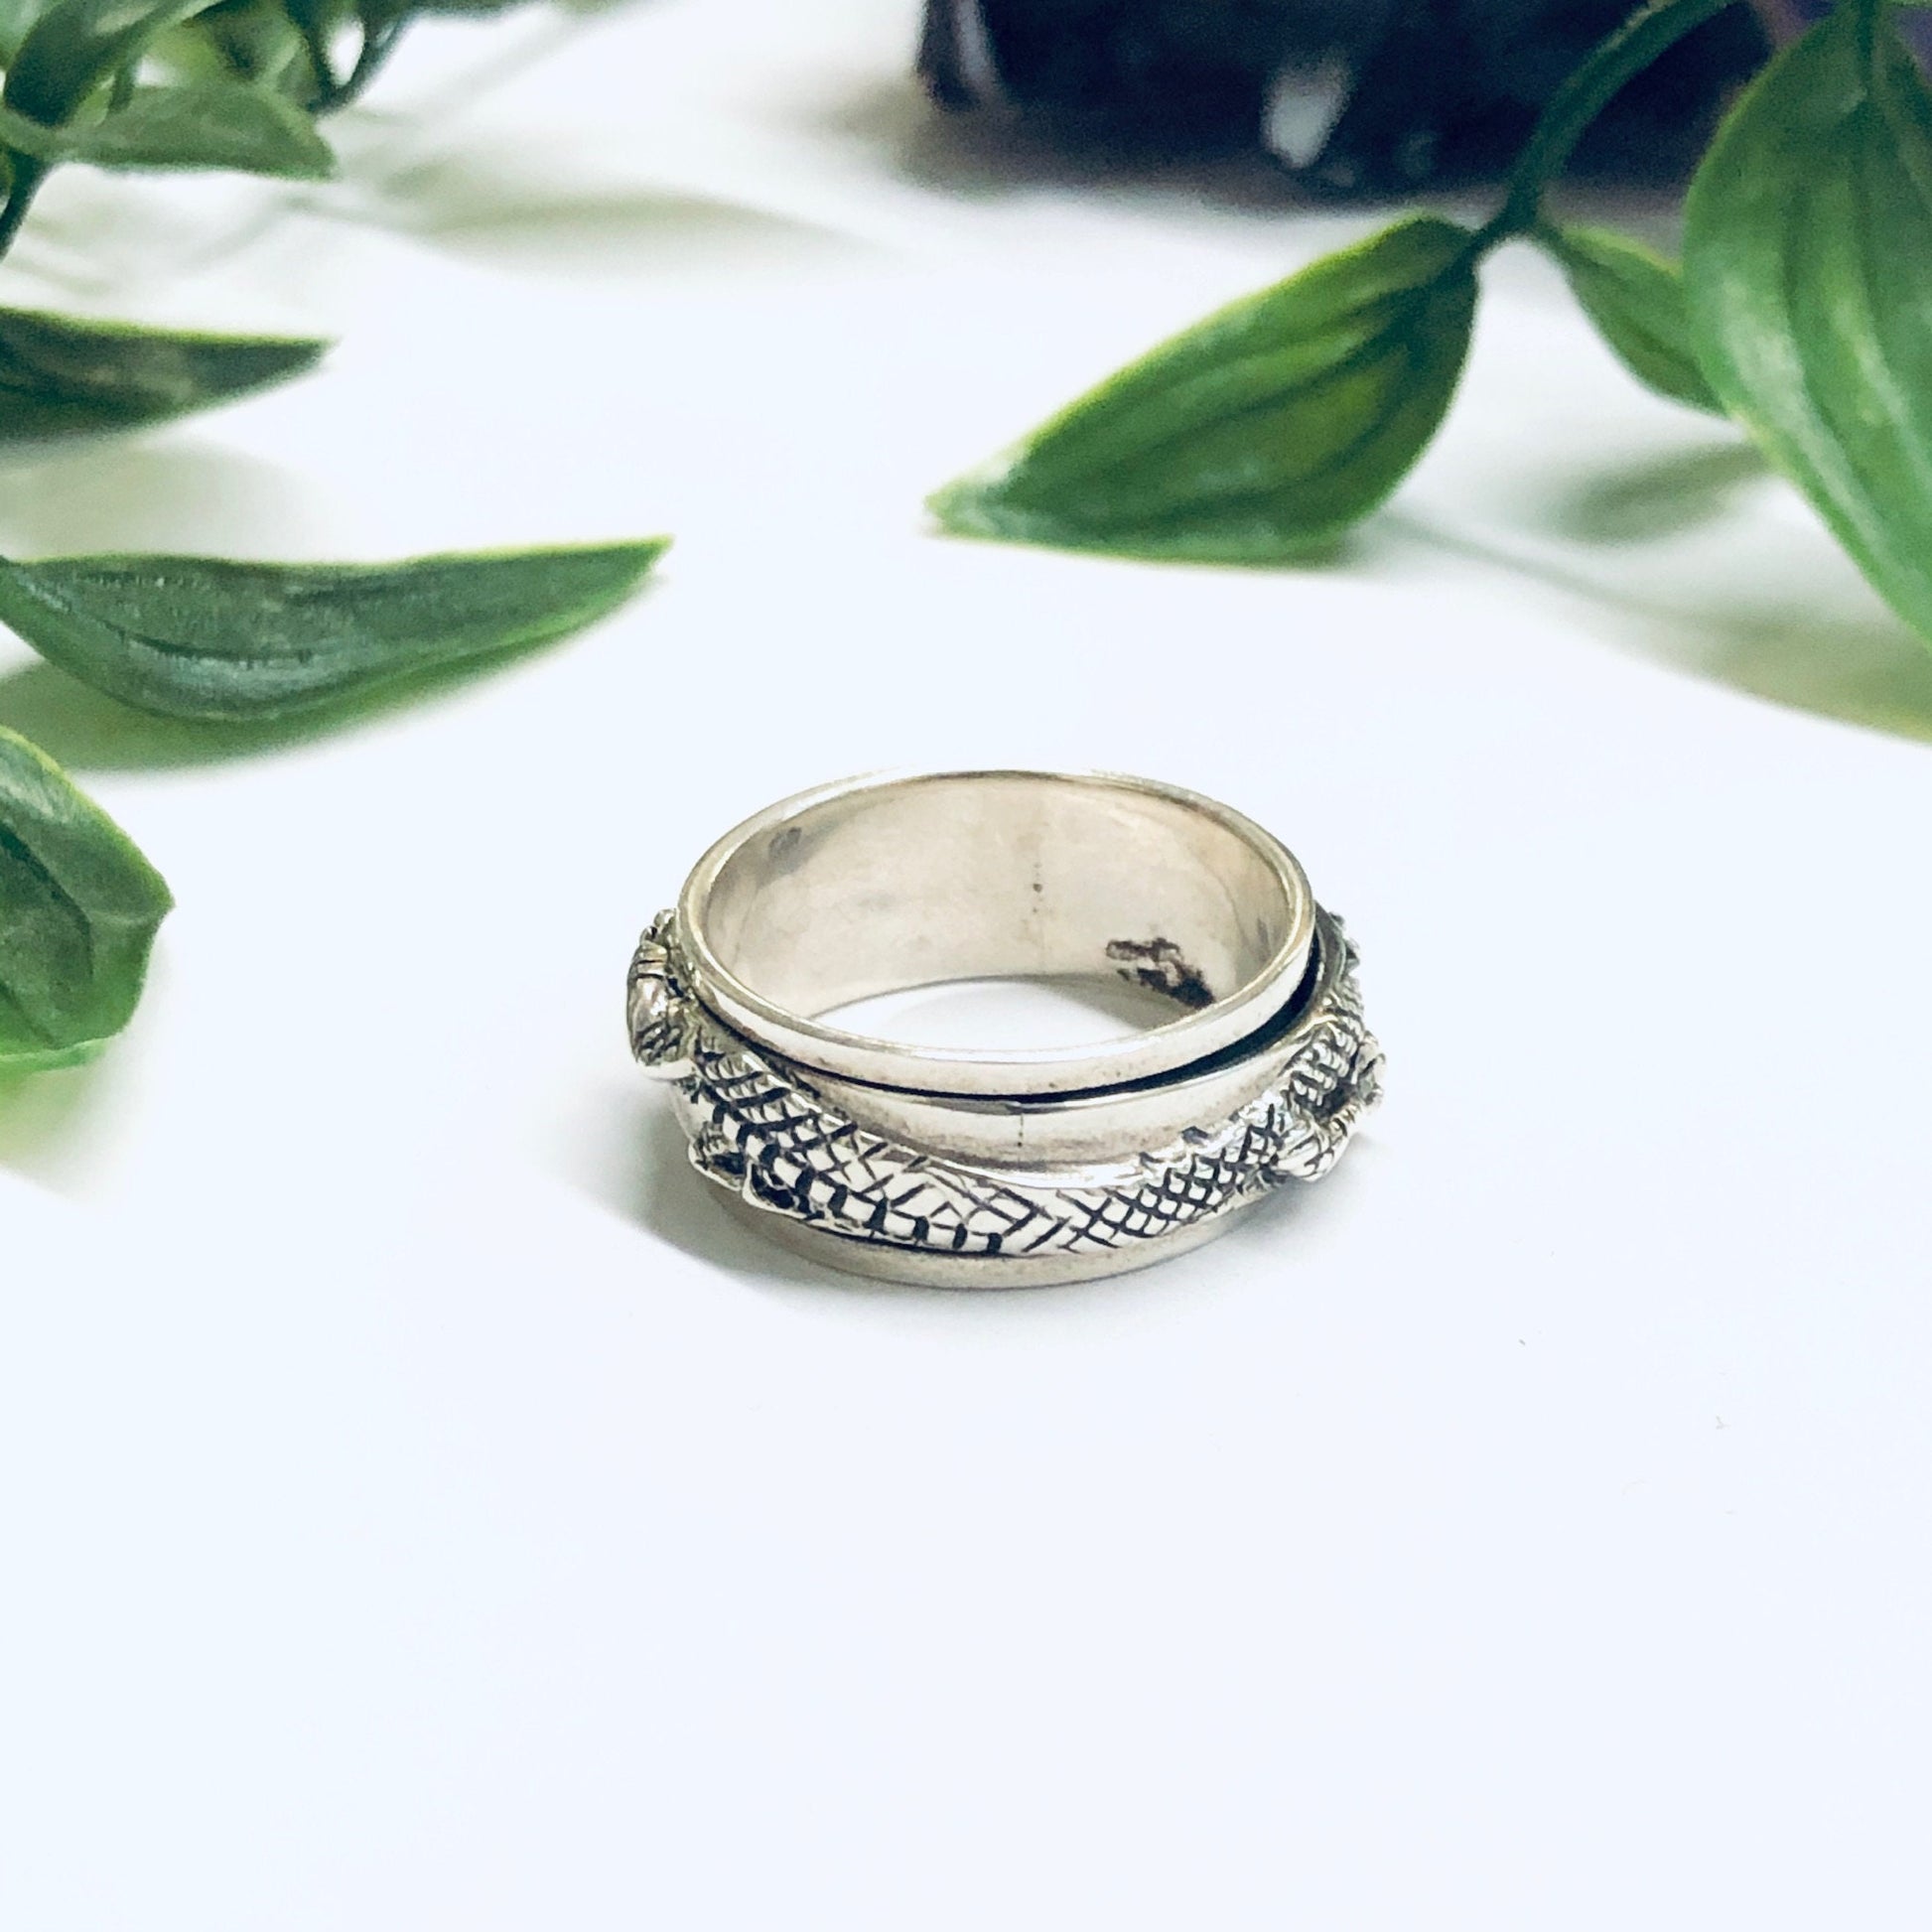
[0,0,56,62]
[928,215,1479,563]
[1685,0,1932,639]
[0,540,671,719]
[155,0,312,85]
[3,0,207,130]
[0,306,327,439]
[0,725,171,1069]
[392,0,527,14]
[0,83,335,177]
[1541,222,1722,414]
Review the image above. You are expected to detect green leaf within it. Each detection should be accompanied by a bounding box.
[3,0,207,129]
[0,539,672,719]
[1540,222,1723,415]
[0,83,336,178]
[928,215,1480,563]
[273,0,345,94]
[0,306,328,439]
[0,725,171,1069]
[0,0,57,63]
[1684,0,1932,639]
[154,0,310,86]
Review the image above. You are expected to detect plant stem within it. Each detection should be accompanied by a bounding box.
[293,13,342,102]
[1485,0,1743,244]
[310,16,404,112]
[0,157,48,259]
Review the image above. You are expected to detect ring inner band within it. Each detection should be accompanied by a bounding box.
[678,770,1315,1099]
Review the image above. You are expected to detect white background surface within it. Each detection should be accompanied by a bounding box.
[4,3,1930,1925]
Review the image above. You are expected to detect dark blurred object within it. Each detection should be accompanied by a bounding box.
[1773,0,1932,63]
[918,0,1774,194]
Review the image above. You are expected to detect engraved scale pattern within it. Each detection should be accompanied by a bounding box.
[628,911,1382,1261]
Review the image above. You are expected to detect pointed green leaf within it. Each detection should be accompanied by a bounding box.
[928,215,1479,564]
[1541,222,1722,414]
[0,725,171,1068]
[0,83,336,178]
[0,539,671,720]
[1684,1,1932,640]
[0,306,328,440]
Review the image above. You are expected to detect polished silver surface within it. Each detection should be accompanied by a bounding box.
[676,769,1315,1099]
[630,770,1381,1288]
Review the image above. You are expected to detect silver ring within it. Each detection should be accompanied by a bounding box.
[628,770,1383,1287]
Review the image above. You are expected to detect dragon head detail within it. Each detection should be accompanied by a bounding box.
[626,909,698,1081]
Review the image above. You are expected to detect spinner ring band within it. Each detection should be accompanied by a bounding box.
[628,768,1382,1287]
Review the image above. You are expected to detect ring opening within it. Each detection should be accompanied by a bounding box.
[822,973,1190,1051]
[680,770,1314,1096]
